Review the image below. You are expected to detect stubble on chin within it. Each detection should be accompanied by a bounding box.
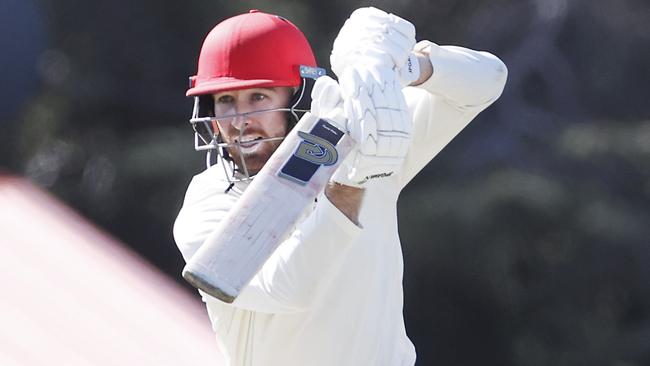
[229,139,283,175]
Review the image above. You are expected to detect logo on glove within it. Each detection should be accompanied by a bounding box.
[358,171,394,185]
[406,56,413,74]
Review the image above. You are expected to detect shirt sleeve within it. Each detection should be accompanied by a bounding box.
[231,192,361,313]
[173,171,237,264]
[174,170,362,314]
[398,41,508,188]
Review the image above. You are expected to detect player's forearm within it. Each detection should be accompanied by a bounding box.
[324,181,365,226]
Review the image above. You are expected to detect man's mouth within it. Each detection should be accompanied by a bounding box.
[238,136,263,148]
[235,136,264,154]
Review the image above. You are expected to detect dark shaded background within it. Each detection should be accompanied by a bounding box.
[2,0,649,365]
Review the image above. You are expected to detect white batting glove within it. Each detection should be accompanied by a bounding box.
[310,75,346,129]
[330,65,412,187]
[330,7,420,87]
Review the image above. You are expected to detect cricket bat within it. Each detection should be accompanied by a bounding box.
[182,112,355,303]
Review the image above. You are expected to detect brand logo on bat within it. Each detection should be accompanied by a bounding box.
[294,131,338,166]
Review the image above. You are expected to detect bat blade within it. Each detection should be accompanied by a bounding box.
[182,113,355,303]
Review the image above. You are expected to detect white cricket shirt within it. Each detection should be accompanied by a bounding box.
[174,41,507,366]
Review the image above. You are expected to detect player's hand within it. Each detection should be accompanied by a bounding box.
[310,75,347,129]
[330,7,420,87]
[331,65,412,187]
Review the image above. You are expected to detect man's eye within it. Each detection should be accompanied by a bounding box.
[217,95,234,104]
[252,93,266,102]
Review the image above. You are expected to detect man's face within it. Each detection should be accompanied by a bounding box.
[212,87,294,175]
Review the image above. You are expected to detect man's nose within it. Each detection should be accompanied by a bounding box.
[230,114,249,131]
[224,102,251,131]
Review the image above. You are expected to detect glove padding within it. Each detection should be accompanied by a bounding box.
[331,65,412,187]
[310,75,346,129]
[330,7,420,87]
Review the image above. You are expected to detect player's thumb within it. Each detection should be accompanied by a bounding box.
[311,76,342,114]
[311,76,346,130]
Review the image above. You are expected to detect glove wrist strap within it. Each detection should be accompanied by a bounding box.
[398,51,421,87]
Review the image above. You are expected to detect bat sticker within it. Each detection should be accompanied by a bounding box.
[278,119,344,185]
[295,131,338,166]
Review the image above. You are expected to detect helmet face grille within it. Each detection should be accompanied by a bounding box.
[187,72,324,184]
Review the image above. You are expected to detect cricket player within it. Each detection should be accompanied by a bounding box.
[174,7,507,366]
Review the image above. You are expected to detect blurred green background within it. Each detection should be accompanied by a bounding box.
[1,0,649,365]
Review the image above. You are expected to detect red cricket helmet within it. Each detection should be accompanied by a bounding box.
[187,9,317,96]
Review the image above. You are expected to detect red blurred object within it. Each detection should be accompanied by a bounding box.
[0,176,224,365]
